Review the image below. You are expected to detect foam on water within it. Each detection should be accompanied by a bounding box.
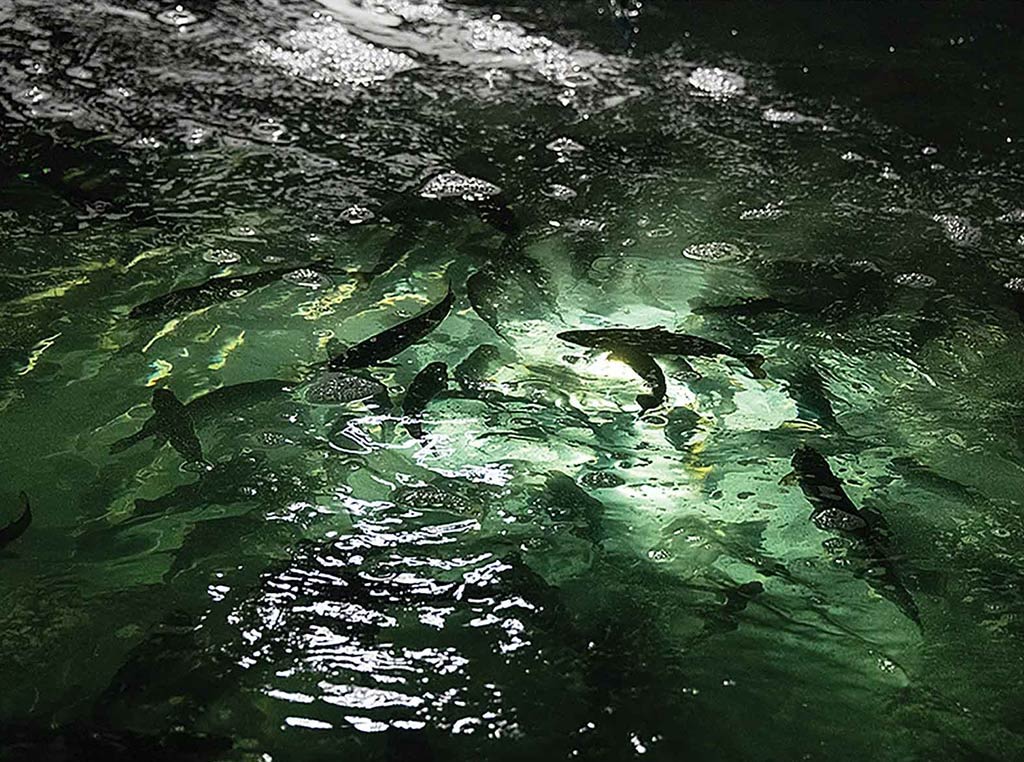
[251,13,418,87]
[686,66,746,98]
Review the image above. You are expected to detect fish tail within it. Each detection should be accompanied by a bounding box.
[741,353,767,379]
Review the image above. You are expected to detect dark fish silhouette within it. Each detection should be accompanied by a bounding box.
[403,362,449,439]
[129,262,332,319]
[327,286,454,370]
[609,346,667,411]
[0,492,31,549]
[789,445,921,626]
[784,363,844,433]
[535,471,604,544]
[558,327,766,379]
[126,388,204,463]
[111,380,291,457]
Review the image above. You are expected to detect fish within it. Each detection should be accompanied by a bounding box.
[558,326,766,379]
[454,343,504,391]
[466,268,509,341]
[608,346,667,411]
[0,492,31,549]
[109,388,204,464]
[301,371,388,406]
[402,361,449,439]
[111,380,292,456]
[128,262,334,319]
[535,471,604,544]
[327,285,454,370]
[789,445,921,626]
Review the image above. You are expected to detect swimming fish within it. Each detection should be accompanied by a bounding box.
[558,327,766,379]
[129,262,334,319]
[402,361,449,439]
[789,445,921,626]
[454,343,504,391]
[608,346,667,411]
[0,492,31,549]
[535,471,605,544]
[111,380,292,457]
[327,285,454,370]
[110,388,203,464]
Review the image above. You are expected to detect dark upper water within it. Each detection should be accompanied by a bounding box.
[1,1,1024,760]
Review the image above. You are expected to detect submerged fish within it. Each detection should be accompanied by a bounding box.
[327,286,454,370]
[111,380,292,457]
[789,445,921,626]
[129,262,333,319]
[301,371,387,406]
[454,344,504,390]
[116,388,204,464]
[692,296,820,319]
[558,327,766,379]
[609,346,667,411]
[402,361,449,439]
[535,471,605,544]
[0,492,31,549]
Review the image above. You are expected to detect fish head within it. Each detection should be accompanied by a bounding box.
[791,444,827,475]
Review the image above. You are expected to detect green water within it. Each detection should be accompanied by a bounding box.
[1,1,1023,759]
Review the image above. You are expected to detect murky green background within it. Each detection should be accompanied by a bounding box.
[1,1,1023,759]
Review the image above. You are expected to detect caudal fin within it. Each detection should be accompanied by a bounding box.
[742,353,767,379]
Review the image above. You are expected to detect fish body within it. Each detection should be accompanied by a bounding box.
[558,327,765,379]
[403,361,449,439]
[150,388,204,463]
[0,492,31,549]
[129,263,328,319]
[328,286,454,370]
[790,445,921,626]
[111,380,291,455]
[454,344,503,391]
[609,347,667,411]
[536,471,604,544]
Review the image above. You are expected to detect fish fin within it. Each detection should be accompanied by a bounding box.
[741,353,767,379]
[779,471,798,487]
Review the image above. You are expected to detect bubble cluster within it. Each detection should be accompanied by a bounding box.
[155,5,199,27]
[682,241,743,262]
[543,184,577,200]
[740,203,786,220]
[1003,277,1024,293]
[762,108,820,125]
[282,268,332,289]
[339,205,375,225]
[420,172,501,202]
[893,272,936,289]
[686,67,746,98]
[202,249,241,265]
[464,18,595,89]
[932,213,981,246]
[251,14,418,87]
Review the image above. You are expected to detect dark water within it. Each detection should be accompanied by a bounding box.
[2,1,1024,759]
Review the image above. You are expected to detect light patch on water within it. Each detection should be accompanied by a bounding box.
[209,330,246,370]
[295,281,359,320]
[284,716,334,730]
[145,358,173,386]
[893,272,936,289]
[16,333,61,376]
[141,317,183,353]
[723,382,799,431]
